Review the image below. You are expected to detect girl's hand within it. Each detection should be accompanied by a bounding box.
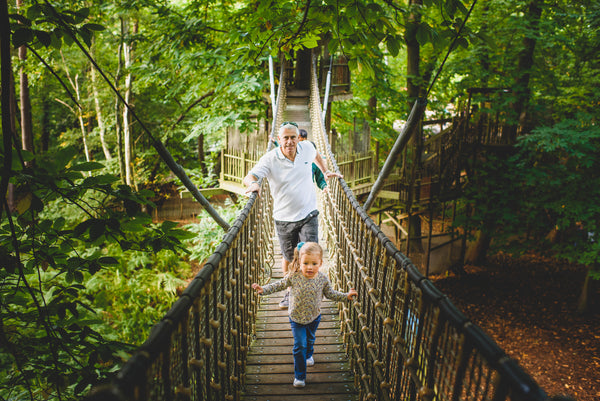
[347,288,357,300]
[251,283,264,294]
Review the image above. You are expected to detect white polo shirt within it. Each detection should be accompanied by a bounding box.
[249,141,318,222]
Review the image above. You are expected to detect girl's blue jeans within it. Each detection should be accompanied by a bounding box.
[289,315,321,380]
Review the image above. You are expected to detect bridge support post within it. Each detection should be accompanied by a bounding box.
[363,98,427,212]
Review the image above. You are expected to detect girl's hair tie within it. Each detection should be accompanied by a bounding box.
[297,242,305,251]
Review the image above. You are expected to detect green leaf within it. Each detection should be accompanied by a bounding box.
[74,7,90,23]
[54,146,78,170]
[79,27,93,47]
[138,189,155,198]
[13,27,33,48]
[386,35,400,57]
[34,30,52,47]
[10,13,32,26]
[88,221,106,242]
[50,31,62,50]
[366,3,384,13]
[445,0,457,17]
[73,271,84,283]
[455,37,469,49]
[161,221,179,231]
[83,23,105,32]
[63,32,74,46]
[74,219,93,237]
[26,4,43,20]
[121,220,145,232]
[31,194,44,212]
[416,23,431,46]
[71,161,105,172]
[54,217,66,231]
[98,257,119,265]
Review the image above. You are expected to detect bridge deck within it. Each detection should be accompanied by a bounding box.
[242,240,358,401]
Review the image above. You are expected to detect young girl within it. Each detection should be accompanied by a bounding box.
[251,242,357,388]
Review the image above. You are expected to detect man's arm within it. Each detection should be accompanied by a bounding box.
[314,152,342,179]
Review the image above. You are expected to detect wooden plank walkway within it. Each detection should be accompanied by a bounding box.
[243,240,358,401]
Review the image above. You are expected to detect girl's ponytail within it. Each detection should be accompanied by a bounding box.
[286,242,303,276]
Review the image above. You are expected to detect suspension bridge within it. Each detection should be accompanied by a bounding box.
[86,53,550,401]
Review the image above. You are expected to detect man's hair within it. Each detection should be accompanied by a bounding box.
[279,123,299,136]
[299,129,308,139]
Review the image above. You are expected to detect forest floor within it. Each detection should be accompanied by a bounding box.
[431,253,599,401]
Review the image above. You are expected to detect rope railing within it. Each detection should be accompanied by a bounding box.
[85,62,289,401]
[309,53,548,401]
[86,189,273,401]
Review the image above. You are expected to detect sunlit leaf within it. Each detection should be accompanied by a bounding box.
[70,161,105,172]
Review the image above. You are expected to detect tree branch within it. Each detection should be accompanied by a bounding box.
[281,0,312,48]
[171,89,215,129]
[27,45,82,110]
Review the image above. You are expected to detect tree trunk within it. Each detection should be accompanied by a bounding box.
[405,0,424,254]
[1,0,16,217]
[507,0,543,141]
[465,229,491,265]
[122,18,138,189]
[198,132,207,175]
[76,101,91,162]
[90,39,111,161]
[577,267,599,315]
[115,18,125,182]
[368,95,377,121]
[59,49,92,162]
[17,0,33,155]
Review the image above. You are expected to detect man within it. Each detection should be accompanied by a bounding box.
[244,122,341,308]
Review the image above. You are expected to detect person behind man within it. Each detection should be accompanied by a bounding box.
[298,129,327,191]
[244,122,341,308]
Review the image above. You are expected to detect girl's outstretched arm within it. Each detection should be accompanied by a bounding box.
[347,288,357,300]
[251,283,264,294]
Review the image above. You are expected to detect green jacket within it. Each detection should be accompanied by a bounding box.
[312,163,327,190]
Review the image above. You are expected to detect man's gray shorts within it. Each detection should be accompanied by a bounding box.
[275,210,319,262]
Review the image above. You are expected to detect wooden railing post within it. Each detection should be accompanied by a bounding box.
[242,152,247,184]
[220,149,225,182]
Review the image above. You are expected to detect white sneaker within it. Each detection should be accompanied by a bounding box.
[293,378,305,387]
[278,290,290,309]
[306,356,314,366]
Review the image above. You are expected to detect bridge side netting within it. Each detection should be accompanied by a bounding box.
[309,52,547,401]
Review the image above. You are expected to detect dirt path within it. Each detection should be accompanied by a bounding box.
[431,254,599,401]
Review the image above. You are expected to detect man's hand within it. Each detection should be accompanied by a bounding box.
[245,181,261,196]
[325,170,343,179]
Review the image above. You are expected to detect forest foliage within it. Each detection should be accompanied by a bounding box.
[1,0,599,399]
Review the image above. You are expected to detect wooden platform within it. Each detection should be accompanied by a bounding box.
[243,241,358,401]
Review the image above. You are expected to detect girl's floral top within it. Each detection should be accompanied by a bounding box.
[260,271,349,324]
